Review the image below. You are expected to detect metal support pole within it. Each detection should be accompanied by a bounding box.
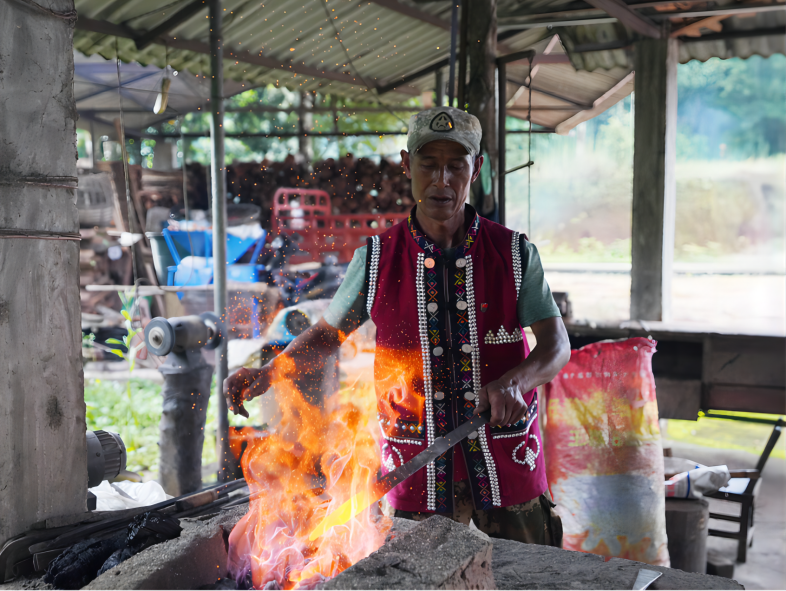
[435,69,444,107]
[457,0,468,108]
[448,1,458,105]
[497,60,506,226]
[209,0,231,482]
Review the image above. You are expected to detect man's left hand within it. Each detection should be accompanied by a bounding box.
[474,379,528,427]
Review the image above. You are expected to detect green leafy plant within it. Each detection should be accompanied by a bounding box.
[104,291,146,371]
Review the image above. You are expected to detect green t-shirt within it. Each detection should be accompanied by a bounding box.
[323,236,561,334]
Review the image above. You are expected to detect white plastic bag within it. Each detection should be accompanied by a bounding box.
[665,464,731,499]
[90,480,171,511]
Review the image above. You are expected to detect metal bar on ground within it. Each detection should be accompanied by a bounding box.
[208,0,231,484]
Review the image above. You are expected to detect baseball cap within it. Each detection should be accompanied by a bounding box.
[407,106,482,156]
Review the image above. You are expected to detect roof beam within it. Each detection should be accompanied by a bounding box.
[585,0,662,38]
[368,0,515,53]
[75,16,364,87]
[134,0,207,50]
[367,0,451,31]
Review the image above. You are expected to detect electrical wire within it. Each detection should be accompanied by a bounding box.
[320,0,410,131]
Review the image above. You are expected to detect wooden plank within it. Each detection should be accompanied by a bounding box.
[630,38,678,321]
[670,15,729,38]
[654,377,701,420]
[705,385,786,415]
[706,335,786,388]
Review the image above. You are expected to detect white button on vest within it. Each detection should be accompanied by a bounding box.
[462,344,473,353]
[456,258,467,268]
[456,301,467,311]
[463,391,475,401]
[427,302,438,313]
[434,391,445,400]
[432,346,443,357]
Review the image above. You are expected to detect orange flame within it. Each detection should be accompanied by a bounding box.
[227,355,392,589]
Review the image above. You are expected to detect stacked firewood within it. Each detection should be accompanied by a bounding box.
[186,154,415,228]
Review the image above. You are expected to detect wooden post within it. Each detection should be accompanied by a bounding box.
[631,36,677,321]
[0,0,86,546]
[466,0,498,218]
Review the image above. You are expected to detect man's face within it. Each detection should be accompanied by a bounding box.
[401,140,483,222]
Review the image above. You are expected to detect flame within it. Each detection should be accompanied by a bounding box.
[227,355,392,590]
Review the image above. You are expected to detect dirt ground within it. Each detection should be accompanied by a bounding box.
[664,438,786,590]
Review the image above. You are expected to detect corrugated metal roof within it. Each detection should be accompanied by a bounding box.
[72,0,785,133]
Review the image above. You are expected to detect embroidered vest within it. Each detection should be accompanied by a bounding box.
[365,207,548,513]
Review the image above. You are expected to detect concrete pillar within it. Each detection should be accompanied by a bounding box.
[465,0,498,218]
[631,37,678,321]
[0,0,86,546]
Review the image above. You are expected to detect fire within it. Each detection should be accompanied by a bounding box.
[227,355,392,590]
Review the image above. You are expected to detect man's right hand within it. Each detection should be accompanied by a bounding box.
[223,366,274,418]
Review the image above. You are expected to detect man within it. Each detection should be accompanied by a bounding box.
[225,106,571,546]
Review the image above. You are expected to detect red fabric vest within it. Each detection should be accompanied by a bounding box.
[366,207,548,513]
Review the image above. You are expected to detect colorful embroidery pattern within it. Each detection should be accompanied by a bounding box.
[367,235,381,316]
[415,252,437,511]
[408,209,499,510]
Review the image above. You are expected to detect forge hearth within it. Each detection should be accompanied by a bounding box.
[80,507,743,591]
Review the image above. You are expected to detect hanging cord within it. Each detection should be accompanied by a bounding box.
[321,0,410,130]
[116,38,140,303]
[527,55,533,239]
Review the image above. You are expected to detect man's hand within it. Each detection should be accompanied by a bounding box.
[474,379,528,427]
[223,366,274,418]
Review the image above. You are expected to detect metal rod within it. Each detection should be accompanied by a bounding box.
[435,69,444,107]
[209,0,231,484]
[498,59,506,226]
[457,0,468,108]
[448,1,458,105]
[505,160,533,175]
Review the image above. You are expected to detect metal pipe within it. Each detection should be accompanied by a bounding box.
[208,0,231,483]
[448,1,458,105]
[457,0,468,108]
[497,59,506,226]
[435,69,444,107]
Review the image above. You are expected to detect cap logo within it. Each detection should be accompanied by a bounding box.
[430,112,454,132]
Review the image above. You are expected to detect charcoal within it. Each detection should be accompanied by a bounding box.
[197,577,239,590]
[126,511,182,549]
[96,547,136,577]
[43,535,123,590]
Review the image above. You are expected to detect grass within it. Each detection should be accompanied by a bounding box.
[85,376,260,479]
[86,378,785,482]
[664,412,785,461]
